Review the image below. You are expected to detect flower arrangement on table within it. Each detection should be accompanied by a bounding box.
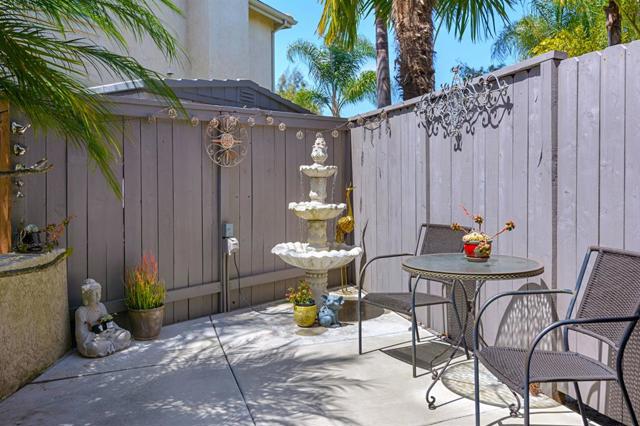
[451,205,515,262]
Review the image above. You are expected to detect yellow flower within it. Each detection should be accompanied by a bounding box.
[505,220,515,231]
[451,222,463,231]
[473,215,484,225]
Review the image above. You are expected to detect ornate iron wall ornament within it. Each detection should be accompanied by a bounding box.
[205,114,248,167]
[414,67,509,151]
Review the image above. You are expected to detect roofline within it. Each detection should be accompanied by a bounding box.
[249,0,296,29]
[89,78,313,114]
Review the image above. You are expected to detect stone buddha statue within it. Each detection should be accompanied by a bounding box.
[75,279,131,358]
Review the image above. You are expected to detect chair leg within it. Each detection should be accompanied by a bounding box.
[573,382,589,426]
[358,299,363,355]
[474,354,481,426]
[524,377,531,426]
[619,376,639,426]
[411,309,417,378]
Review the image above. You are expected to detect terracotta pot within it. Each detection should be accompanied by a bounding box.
[293,304,316,327]
[128,305,164,340]
[463,241,492,262]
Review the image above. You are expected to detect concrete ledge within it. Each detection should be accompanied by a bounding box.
[0,249,70,399]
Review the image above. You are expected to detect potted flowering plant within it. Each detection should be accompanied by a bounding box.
[286,280,316,328]
[125,253,166,340]
[451,205,515,262]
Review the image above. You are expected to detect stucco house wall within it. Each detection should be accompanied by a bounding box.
[80,0,294,91]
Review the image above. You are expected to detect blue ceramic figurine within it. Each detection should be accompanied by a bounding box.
[318,294,344,327]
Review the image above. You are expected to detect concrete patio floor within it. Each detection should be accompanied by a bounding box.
[0,303,600,426]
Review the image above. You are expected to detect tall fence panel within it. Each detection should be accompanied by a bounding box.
[351,41,640,422]
[557,41,640,423]
[11,97,348,323]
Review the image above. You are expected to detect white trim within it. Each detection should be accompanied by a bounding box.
[249,0,296,28]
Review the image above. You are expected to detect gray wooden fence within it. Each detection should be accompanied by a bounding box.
[11,96,349,324]
[351,41,640,422]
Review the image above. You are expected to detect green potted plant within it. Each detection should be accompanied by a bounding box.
[125,253,166,340]
[286,280,316,327]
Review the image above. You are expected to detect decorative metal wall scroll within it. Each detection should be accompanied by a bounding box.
[205,114,249,168]
[414,67,510,151]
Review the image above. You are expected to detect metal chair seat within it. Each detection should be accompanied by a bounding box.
[363,292,450,313]
[477,346,617,395]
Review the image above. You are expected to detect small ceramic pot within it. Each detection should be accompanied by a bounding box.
[463,240,492,262]
[128,305,165,340]
[293,304,317,327]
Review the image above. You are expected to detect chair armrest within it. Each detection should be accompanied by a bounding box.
[525,315,640,378]
[473,289,574,350]
[358,253,414,290]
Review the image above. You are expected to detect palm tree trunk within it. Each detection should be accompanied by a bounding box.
[605,0,622,46]
[393,0,435,100]
[375,6,392,108]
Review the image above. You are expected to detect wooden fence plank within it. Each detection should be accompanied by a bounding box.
[140,119,159,257]
[556,58,579,323]
[66,145,88,308]
[45,133,67,248]
[157,118,175,323]
[625,41,640,252]
[574,50,603,407]
[124,118,142,277]
[599,45,626,248]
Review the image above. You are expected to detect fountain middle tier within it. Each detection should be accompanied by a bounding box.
[289,201,345,221]
[272,242,362,272]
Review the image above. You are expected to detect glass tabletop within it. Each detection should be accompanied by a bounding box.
[402,253,544,281]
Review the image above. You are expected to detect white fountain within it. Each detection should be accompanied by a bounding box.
[272,134,362,304]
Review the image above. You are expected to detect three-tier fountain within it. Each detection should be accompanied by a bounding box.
[272,134,362,305]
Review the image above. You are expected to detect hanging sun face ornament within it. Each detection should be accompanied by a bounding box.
[205,114,248,167]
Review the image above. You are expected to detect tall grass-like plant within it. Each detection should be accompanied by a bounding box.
[125,253,165,310]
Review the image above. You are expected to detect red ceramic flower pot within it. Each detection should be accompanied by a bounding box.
[463,241,492,262]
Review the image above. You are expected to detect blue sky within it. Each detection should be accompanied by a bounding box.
[267,0,524,117]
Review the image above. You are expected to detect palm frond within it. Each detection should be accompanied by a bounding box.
[339,70,376,108]
[435,0,517,42]
[0,0,184,196]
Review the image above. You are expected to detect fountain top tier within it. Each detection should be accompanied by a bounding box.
[289,133,345,216]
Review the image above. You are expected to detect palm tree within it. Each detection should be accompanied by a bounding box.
[317,0,516,100]
[286,38,376,117]
[0,0,183,196]
[492,0,640,61]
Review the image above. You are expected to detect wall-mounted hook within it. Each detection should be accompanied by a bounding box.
[12,143,27,156]
[11,122,31,135]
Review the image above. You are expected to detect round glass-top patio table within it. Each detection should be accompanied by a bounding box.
[402,253,544,282]
[401,253,544,411]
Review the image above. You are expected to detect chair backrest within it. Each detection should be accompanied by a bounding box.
[417,224,465,256]
[569,247,640,350]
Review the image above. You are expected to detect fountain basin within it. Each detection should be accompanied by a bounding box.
[300,164,337,178]
[272,242,362,271]
[289,201,345,221]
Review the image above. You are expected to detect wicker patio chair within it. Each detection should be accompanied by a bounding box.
[357,223,469,378]
[473,246,640,426]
